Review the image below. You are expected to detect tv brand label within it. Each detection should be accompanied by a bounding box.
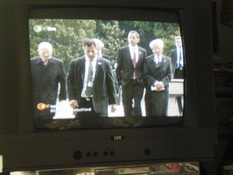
[111,135,125,141]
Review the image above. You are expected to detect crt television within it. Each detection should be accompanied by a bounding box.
[0,0,217,172]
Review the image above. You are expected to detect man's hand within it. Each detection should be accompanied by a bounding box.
[69,99,78,108]
[156,81,165,91]
[111,104,117,112]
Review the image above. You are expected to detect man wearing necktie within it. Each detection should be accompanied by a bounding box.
[85,59,94,98]
[67,38,117,117]
[170,36,184,115]
[171,36,184,78]
[143,38,172,116]
[116,31,147,117]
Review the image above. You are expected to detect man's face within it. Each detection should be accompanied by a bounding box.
[39,48,51,61]
[84,44,97,61]
[152,44,163,56]
[175,38,182,48]
[128,33,140,46]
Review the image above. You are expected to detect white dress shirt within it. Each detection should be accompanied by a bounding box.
[81,56,97,98]
[129,44,139,63]
[176,47,183,68]
[154,54,162,63]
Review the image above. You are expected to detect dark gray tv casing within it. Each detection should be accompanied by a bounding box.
[0,0,217,172]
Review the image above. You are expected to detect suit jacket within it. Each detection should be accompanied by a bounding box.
[171,48,178,75]
[143,54,172,93]
[67,56,116,116]
[171,48,184,79]
[116,45,146,87]
[31,57,67,116]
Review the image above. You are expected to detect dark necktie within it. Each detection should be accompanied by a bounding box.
[176,50,182,69]
[132,49,136,79]
[179,50,183,69]
[85,61,94,97]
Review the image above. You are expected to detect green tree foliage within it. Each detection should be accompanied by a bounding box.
[95,20,125,65]
[151,22,181,55]
[121,21,180,55]
[29,19,180,70]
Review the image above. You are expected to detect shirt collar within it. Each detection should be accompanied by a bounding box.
[40,57,48,62]
[154,54,162,62]
[40,57,51,65]
[129,44,138,51]
[85,55,97,63]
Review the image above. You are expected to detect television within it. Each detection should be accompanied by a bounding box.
[0,0,217,172]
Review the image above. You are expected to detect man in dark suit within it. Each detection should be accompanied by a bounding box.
[31,42,67,118]
[143,39,172,116]
[170,36,184,115]
[67,38,117,117]
[171,36,184,79]
[116,30,146,117]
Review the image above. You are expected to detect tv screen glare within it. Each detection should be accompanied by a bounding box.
[29,10,184,130]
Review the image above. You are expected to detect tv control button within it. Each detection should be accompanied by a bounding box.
[110,151,115,155]
[103,151,108,156]
[86,152,91,157]
[144,148,151,155]
[73,151,83,160]
[93,152,98,156]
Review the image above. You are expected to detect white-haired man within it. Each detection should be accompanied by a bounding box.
[30,41,67,118]
[143,38,172,116]
[93,38,111,61]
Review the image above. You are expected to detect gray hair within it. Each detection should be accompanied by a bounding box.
[93,38,104,49]
[149,38,164,49]
[37,42,53,58]
[37,42,53,52]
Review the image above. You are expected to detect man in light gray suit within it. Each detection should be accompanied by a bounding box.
[67,38,117,117]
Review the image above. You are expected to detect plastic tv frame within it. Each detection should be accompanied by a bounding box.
[0,0,217,172]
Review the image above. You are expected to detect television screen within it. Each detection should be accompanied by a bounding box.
[29,9,184,130]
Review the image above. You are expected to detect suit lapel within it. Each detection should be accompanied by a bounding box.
[158,56,166,68]
[127,46,134,68]
[156,60,162,68]
[81,57,85,82]
[152,55,163,68]
[147,56,156,70]
[136,48,143,67]
[94,57,101,81]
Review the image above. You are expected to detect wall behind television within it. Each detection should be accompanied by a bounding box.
[213,0,233,62]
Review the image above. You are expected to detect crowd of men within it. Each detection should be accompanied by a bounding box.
[31,31,184,119]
